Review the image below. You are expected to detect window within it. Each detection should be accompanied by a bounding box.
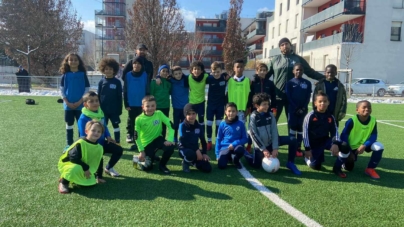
[393,0,404,8]
[278,24,281,36]
[286,19,289,33]
[296,0,299,4]
[271,45,274,49]
[391,21,402,41]
[295,14,299,28]
[272,27,275,38]
[264,48,267,58]
[287,0,290,11]
[279,3,282,16]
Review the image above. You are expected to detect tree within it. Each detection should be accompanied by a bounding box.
[185,32,210,63]
[125,0,187,76]
[82,39,97,71]
[340,21,363,69]
[0,0,83,76]
[222,0,246,74]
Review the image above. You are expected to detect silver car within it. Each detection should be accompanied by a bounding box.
[387,81,404,97]
[349,78,388,97]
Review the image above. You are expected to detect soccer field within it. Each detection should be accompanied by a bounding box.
[0,95,403,226]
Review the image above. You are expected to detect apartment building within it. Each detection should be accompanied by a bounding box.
[94,0,135,64]
[243,11,273,63]
[263,0,404,83]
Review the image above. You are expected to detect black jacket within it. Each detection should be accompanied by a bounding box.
[249,74,277,109]
[98,77,123,115]
[179,120,207,154]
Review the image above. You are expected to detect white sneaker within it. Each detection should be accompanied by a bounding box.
[304,157,311,167]
[105,167,120,177]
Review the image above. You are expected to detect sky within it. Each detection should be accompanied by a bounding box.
[71,0,275,33]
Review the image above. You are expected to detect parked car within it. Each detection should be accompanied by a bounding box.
[387,81,404,97]
[349,78,388,97]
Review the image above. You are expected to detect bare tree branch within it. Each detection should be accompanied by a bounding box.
[340,21,363,69]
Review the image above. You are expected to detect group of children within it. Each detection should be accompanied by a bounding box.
[57,52,384,194]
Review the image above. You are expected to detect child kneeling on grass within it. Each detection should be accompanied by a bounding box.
[134,95,175,174]
[58,120,105,194]
[215,102,248,169]
[178,103,212,173]
[336,100,383,179]
[78,91,123,178]
[245,93,301,175]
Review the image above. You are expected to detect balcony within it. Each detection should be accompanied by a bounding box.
[269,47,280,57]
[302,32,363,52]
[203,38,223,44]
[96,24,125,29]
[95,10,125,17]
[178,60,190,68]
[95,35,125,41]
[248,43,263,52]
[302,1,366,32]
[195,26,226,32]
[203,50,223,56]
[246,29,265,43]
[256,54,263,59]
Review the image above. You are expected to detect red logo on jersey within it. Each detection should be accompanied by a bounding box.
[313,117,318,121]
[328,118,332,123]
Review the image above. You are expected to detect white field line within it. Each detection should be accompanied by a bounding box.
[346,114,404,129]
[0,100,11,103]
[238,166,322,227]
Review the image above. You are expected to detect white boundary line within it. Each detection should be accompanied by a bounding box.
[346,114,404,129]
[0,100,12,103]
[238,166,322,227]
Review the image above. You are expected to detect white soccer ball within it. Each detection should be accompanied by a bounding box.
[262,157,280,173]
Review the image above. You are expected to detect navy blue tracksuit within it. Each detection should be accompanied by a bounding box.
[206,74,227,140]
[286,77,312,131]
[98,77,123,143]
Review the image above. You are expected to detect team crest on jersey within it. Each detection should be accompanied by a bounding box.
[195,128,200,134]
[110,84,117,89]
[236,126,240,131]
[153,120,160,125]
[300,83,308,89]
[219,81,226,86]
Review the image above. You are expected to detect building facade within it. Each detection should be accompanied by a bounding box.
[263,0,404,83]
[94,0,135,64]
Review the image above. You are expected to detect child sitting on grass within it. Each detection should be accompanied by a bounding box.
[337,100,384,179]
[178,103,212,173]
[58,120,104,194]
[215,102,248,169]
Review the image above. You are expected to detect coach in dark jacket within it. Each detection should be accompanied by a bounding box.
[122,43,154,82]
[267,38,324,122]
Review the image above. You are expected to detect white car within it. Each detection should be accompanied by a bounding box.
[349,78,388,97]
[387,81,404,97]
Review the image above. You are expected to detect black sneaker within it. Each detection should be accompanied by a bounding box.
[233,158,242,169]
[126,134,134,143]
[159,165,171,174]
[182,161,190,173]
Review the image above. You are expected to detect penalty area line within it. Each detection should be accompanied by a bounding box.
[238,165,323,227]
[346,114,404,129]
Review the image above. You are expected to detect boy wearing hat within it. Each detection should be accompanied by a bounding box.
[150,64,171,138]
[178,103,212,173]
[123,56,150,148]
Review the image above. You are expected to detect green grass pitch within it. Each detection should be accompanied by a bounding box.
[0,96,403,226]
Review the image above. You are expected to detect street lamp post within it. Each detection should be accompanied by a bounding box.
[98,23,104,59]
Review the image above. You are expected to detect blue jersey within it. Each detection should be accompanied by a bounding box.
[123,71,148,107]
[78,111,111,145]
[169,75,189,109]
[60,71,90,110]
[286,77,312,111]
[215,118,248,158]
[207,74,226,107]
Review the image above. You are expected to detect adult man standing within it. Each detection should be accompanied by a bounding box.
[122,44,154,83]
[122,43,154,144]
[267,37,324,122]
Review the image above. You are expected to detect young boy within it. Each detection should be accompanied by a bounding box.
[226,59,251,123]
[312,64,347,126]
[215,102,248,169]
[337,100,383,179]
[245,93,301,175]
[303,91,342,176]
[78,92,123,177]
[169,66,189,144]
[286,63,312,157]
[206,61,228,150]
[246,63,277,152]
[188,61,209,134]
[97,58,123,144]
[150,64,171,138]
[123,56,150,147]
[134,95,175,174]
[178,103,212,173]
[58,120,104,194]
